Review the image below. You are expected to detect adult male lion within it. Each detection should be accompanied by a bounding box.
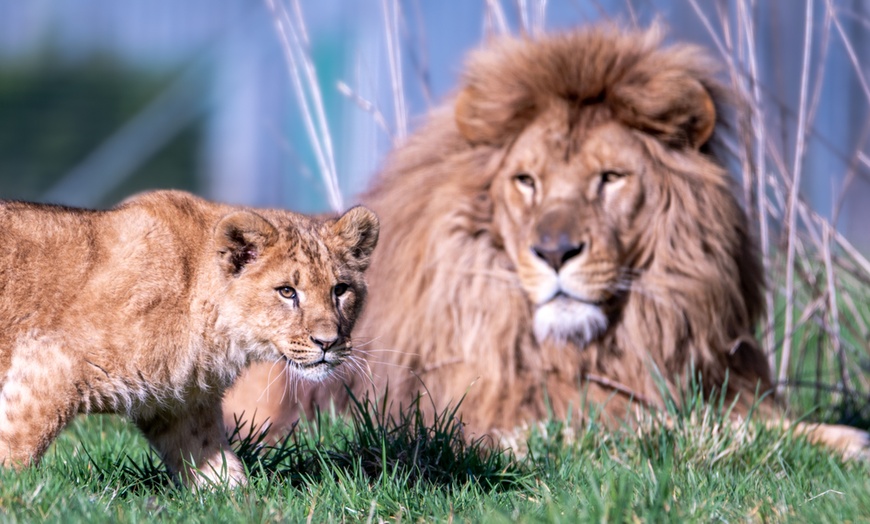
[225,25,867,453]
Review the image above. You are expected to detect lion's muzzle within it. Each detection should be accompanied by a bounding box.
[531,207,588,271]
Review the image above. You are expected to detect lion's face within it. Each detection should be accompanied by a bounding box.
[491,114,653,345]
[450,29,723,349]
[215,207,379,380]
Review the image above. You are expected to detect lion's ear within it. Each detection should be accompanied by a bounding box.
[455,87,494,144]
[331,206,380,271]
[215,211,278,276]
[684,81,717,148]
[612,75,717,149]
[455,86,535,146]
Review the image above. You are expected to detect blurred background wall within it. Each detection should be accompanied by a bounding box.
[0,0,868,250]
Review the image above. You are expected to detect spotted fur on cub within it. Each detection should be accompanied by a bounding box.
[0,190,378,487]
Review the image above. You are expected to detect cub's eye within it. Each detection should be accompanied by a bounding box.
[277,286,297,300]
[334,283,349,297]
[600,171,626,184]
[513,173,536,190]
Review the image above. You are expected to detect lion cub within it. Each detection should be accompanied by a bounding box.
[0,190,378,487]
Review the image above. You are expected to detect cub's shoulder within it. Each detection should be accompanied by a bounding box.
[118,189,213,211]
[115,189,231,231]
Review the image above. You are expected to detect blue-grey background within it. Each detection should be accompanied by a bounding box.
[0,0,867,249]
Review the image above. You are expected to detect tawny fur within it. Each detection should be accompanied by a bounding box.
[0,190,378,486]
[225,25,867,455]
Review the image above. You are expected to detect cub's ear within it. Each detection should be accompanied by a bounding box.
[611,74,717,149]
[330,206,380,271]
[215,211,278,276]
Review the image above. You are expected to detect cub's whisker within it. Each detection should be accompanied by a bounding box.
[255,360,290,404]
[349,336,385,350]
[354,347,415,357]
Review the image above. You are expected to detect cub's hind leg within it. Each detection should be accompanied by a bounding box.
[138,398,246,488]
[0,340,81,468]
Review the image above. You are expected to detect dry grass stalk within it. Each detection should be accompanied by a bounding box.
[778,0,815,396]
[517,0,529,33]
[823,224,851,393]
[381,0,407,143]
[736,0,777,368]
[513,0,548,36]
[689,0,866,410]
[828,0,870,103]
[485,0,510,36]
[336,81,393,140]
[264,0,343,212]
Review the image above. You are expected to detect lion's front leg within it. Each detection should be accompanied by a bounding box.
[138,400,246,488]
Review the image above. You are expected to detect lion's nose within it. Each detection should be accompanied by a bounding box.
[531,241,585,271]
[310,335,342,352]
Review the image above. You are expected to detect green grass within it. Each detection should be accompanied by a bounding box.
[1,389,868,523]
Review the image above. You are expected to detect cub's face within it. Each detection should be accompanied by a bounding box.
[215,207,379,381]
[490,117,651,346]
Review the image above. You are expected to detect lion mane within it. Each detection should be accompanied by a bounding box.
[346,24,771,433]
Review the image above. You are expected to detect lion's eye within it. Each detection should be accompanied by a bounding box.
[277,286,297,300]
[601,171,626,184]
[513,173,536,190]
[334,283,349,297]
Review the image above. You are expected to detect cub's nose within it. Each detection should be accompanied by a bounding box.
[310,335,343,352]
[531,241,585,271]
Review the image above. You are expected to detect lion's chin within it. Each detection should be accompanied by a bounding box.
[532,296,608,347]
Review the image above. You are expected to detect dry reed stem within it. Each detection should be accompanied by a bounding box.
[736,0,777,366]
[336,81,393,139]
[485,0,510,36]
[822,223,850,392]
[408,0,434,108]
[717,0,751,207]
[687,0,738,73]
[515,0,547,36]
[382,0,407,143]
[624,0,638,28]
[532,0,547,36]
[288,0,342,209]
[639,1,866,407]
[776,0,811,395]
[265,0,343,211]
[828,0,870,105]
[517,0,529,33]
[584,373,656,408]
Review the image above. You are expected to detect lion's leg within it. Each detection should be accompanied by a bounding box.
[775,420,870,459]
[724,396,869,459]
[138,400,246,488]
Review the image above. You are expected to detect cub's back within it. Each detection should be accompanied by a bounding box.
[0,193,219,376]
[0,201,102,322]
